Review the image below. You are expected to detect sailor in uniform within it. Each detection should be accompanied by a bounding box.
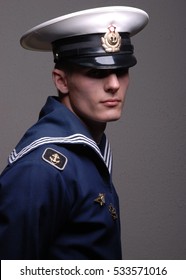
[0,6,149,259]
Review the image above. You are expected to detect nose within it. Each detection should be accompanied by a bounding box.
[104,73,120,94]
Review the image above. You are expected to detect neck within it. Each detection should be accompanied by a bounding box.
[82,119,107,145]
[59,97,106,144]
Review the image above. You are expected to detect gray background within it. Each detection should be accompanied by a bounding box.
[0,0,185,259]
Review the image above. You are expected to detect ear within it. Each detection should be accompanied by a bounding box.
[52,69,69,94]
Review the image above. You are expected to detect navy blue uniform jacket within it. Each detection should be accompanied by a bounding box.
[0,96,122,259]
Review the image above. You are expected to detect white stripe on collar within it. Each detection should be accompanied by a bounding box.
[8,133,112,174]
[103,137,113,174]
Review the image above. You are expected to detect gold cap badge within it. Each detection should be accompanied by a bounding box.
[101,25,121,53]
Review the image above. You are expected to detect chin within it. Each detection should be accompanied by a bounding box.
[105,112,122,122]
[94,110,122,123]
[108,117,121,122]
[101,116,121,123]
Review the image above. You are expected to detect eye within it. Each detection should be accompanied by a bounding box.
[83,68,129,79]
[115,68,129,77]
[85,69,109,79]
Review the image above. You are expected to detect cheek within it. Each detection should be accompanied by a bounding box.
[121,75,130,89]
[67,76,92,96]
[68,76,99,102]
[67,79,96,113]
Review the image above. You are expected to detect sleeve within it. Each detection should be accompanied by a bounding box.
[0,159,69,259]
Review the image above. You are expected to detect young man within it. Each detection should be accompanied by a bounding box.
[0,6,148,259]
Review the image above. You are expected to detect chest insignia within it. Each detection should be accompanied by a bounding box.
[42,148,68,170]
[94,193,106,206]
[108,203,118,220]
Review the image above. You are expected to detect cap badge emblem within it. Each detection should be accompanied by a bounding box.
[94,193,106,206]
[101,25,121,53]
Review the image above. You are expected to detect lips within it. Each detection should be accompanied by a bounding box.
[101,99,121,106]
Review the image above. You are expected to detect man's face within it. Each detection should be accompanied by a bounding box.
[54,66,129,125]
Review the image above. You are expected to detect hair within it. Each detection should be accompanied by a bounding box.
[54,61,82,74]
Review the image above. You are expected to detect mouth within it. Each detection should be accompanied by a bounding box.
[100,99,121,107]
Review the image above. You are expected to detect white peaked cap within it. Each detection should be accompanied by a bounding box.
[20,6,149,69]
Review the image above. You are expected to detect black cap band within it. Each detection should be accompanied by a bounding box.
[52,33,136,69]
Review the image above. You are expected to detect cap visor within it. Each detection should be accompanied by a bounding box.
[66,54,137,69]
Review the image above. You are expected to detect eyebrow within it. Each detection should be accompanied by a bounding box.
[82,68,129,78]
